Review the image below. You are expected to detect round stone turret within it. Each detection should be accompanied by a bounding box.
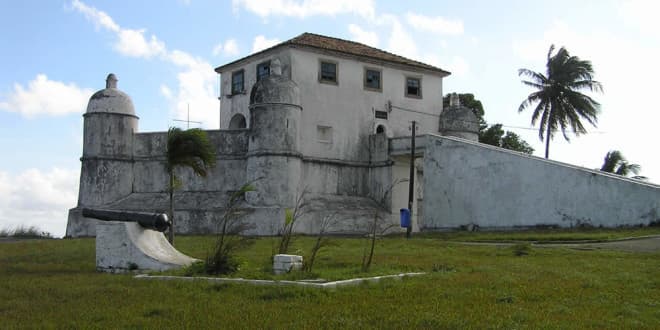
[246,58,302,207]
[78,73,138,207]
[248,58,302,153]
[250,60,300,107]
[439,93,479,141]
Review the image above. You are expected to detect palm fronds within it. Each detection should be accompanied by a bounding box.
[518,45,602,158]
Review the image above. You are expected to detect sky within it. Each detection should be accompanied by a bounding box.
[1,0,658,237]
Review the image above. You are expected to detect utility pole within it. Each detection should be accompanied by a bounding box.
[407,120,416,238]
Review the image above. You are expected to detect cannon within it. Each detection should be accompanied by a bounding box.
[82,208,170,232]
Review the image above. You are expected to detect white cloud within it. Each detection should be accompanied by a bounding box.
[212,39,240,57]
[71,0,119,31]
[0,168,80,238]
[252,35,281,53]
[115,29,166,58]
[405,12,464,36]
[72,0,165,59]
[348,24,379,47]
[72,0,218,128]
[619,0,660,38]
[232,0,375,19]
[386,16,418,60]
[0,74,92,118]
[512,21,573,64]
[160,85,173,99]
[447,56,469,77]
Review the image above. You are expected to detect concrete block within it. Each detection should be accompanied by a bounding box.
[273,254,303,274]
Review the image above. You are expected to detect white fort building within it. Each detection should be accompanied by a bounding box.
[67,33,660,237]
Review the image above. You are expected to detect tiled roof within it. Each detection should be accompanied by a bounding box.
[215,32,450,76]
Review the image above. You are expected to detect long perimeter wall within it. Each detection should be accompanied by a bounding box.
[422,134,660,230]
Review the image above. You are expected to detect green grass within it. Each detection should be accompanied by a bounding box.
[1,235,659,328]
[419,226,660,242]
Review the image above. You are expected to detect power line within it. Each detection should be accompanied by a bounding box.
[501,124,608,134]
[388,103,608,134]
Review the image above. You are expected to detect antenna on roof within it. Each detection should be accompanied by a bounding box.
[173,103,202,129]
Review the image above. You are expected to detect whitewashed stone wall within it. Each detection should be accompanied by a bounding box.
[422,134,660,229]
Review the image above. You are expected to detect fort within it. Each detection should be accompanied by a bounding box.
[66,33,660,237]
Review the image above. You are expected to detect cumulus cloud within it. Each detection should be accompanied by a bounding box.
[512,21,574,64]
[348,24,379,47]
[0,74,92,118]
[160,85,173,99]
[114,29,166,58]
[232,0,375,19]
[71,0,119,31]
[72,0,165,59]
[619,0,660,38]
[447,56,469,77]
[405,12,464,36]
[385,16,418,60]
[212,39,240,56]
[72,0,218,128]
[0,168,80,238]
[252,35,281,53]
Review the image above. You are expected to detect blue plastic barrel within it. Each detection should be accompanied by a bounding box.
[400,208,411,228]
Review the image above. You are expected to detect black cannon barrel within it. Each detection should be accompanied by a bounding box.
[82,208,170,232]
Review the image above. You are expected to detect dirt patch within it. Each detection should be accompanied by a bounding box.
[555,236,660,253]
[457,235,660,253]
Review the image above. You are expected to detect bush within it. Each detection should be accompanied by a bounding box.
[0,226,52,238]
[205,184,255,275]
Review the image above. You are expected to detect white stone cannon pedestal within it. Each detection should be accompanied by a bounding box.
[96,221,197,273]
[273,254,303,275]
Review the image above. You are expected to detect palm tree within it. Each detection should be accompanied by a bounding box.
[166,127,216,245]
[600,150,642,177]
[518,45,603,158]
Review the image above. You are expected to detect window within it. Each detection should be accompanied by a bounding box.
[231,70,244,94]
[406,77,422,98]
[316,125,333,143]
[319,61,337,84]
[257,61,270,81]
[364,68,381,91]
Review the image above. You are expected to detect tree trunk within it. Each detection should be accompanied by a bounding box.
[544,122,552,159]
[168,172,174,245]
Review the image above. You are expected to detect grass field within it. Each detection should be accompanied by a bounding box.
[1,231,659,328]
[423,226,660,243]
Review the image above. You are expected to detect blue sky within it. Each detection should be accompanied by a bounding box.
[1,0,658,237]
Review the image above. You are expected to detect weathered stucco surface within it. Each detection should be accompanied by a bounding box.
[96,222,197,273]
[422,134,660,229]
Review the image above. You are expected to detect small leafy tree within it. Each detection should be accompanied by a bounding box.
[166,127,216,245]
[480,124,534,154]
[361,179,405,272]
[205,183,255,275]
[277,189,308,255]
[304,212,339,273]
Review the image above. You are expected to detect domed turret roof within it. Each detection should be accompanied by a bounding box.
[86,74,136,116]
[249,59,300,106]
